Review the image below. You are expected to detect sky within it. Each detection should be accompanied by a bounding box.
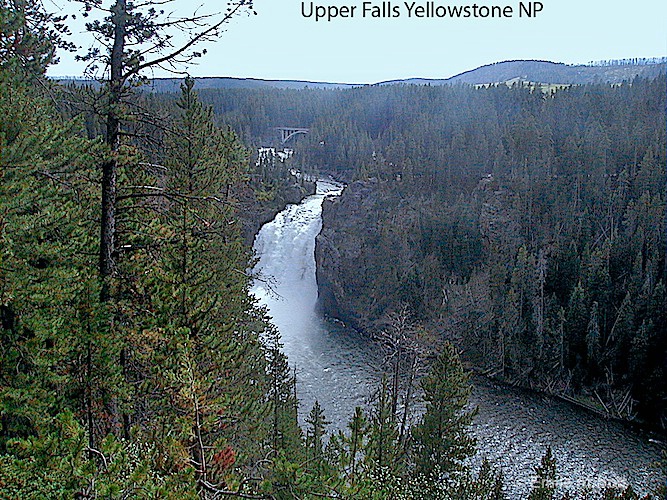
[49,0,667,84]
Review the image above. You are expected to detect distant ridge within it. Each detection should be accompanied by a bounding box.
[56,58,666,91]
[55,76,359,91]
[445,59,666,85]
[377,59,667,86]
[146,77,357,92]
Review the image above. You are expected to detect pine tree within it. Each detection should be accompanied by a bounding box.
[124,79,271,494]
[304,401,329,465]
[265,325,302,460]
[72,0,256,290]
[586,301,601,373]
[0,56,156,497]
[326,405,369,487]
[411,341,477,475]
[565,282,589,375]
[66,1,258,449]
[528,446,557,500]
[365,376,401,474]
[346,406,368,481]
[0,62,108,438]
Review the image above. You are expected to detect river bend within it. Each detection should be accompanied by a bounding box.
[251,180,663,497]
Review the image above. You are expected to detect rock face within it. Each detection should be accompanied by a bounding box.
[314,176,502,335]
[315,179,381,332]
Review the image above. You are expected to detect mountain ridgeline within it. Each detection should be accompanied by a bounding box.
[189,66,667,429]
[59,58,667,91]
[381,58,667,85]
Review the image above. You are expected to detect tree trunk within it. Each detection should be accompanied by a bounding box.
[99,0,126,295]
[98,0,127,440]
[398,352,418,449]
[99,157,117,297]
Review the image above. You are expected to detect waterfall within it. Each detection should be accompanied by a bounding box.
[251,180,380,425]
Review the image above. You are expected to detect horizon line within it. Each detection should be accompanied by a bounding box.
[50,56,667,87]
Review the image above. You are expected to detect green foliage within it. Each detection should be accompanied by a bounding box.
[0,65,120,448]
[0,0,73,75]
[266,325,303,460]
[529,446,557,500]
[1,5,665,493]
[411,342,478,475]
[118,79,271,491]
[399,460,505,500]
[305,400,329,464]
[365,376,402,474]
[0,412,89,498]
[339,406,368,481]
[0,58,277,496]
[0,411,198,499]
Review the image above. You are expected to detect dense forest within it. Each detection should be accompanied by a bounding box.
[192,74,667,429]
[1,0,666,498]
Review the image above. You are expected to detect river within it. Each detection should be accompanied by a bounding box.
[251,180,664,498]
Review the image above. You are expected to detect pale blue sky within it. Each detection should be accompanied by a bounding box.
[50,0,667,83]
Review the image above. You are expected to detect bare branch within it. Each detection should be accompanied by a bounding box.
[85,447,109,468]
[123,1,251,81]
[199,480,270,499]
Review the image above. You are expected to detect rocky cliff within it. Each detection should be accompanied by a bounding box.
[314,176,496,335]
[315,178,388,333]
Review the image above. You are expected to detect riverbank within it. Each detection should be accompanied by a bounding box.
[470,364,667,441]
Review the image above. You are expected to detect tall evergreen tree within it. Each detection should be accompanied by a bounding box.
[365,376,402,474]
[0,45,166,499]
[346,406,368,482]
[411,341,477,475]
[72,0,255,291]
[586,301,602,374]
[304,400,329,465]
[126,78,270,494]
[265,324,302,459]
[65,0,258,446]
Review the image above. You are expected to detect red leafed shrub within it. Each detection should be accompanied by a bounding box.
[212,446,236,470]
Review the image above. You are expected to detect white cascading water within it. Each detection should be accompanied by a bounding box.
[251,180,380,425]
[250,179,662,495]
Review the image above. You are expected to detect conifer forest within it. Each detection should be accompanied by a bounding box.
[0,0,665,498]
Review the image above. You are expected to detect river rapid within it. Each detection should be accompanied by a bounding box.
[251,180,664,498]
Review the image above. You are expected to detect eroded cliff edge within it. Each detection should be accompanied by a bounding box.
[315,179,384,333]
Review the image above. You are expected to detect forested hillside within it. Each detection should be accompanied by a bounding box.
[0,2,292,495]
[309,80,667,427]
[314,77,667,429]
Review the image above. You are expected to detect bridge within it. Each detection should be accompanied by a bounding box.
[275,127,309,144]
